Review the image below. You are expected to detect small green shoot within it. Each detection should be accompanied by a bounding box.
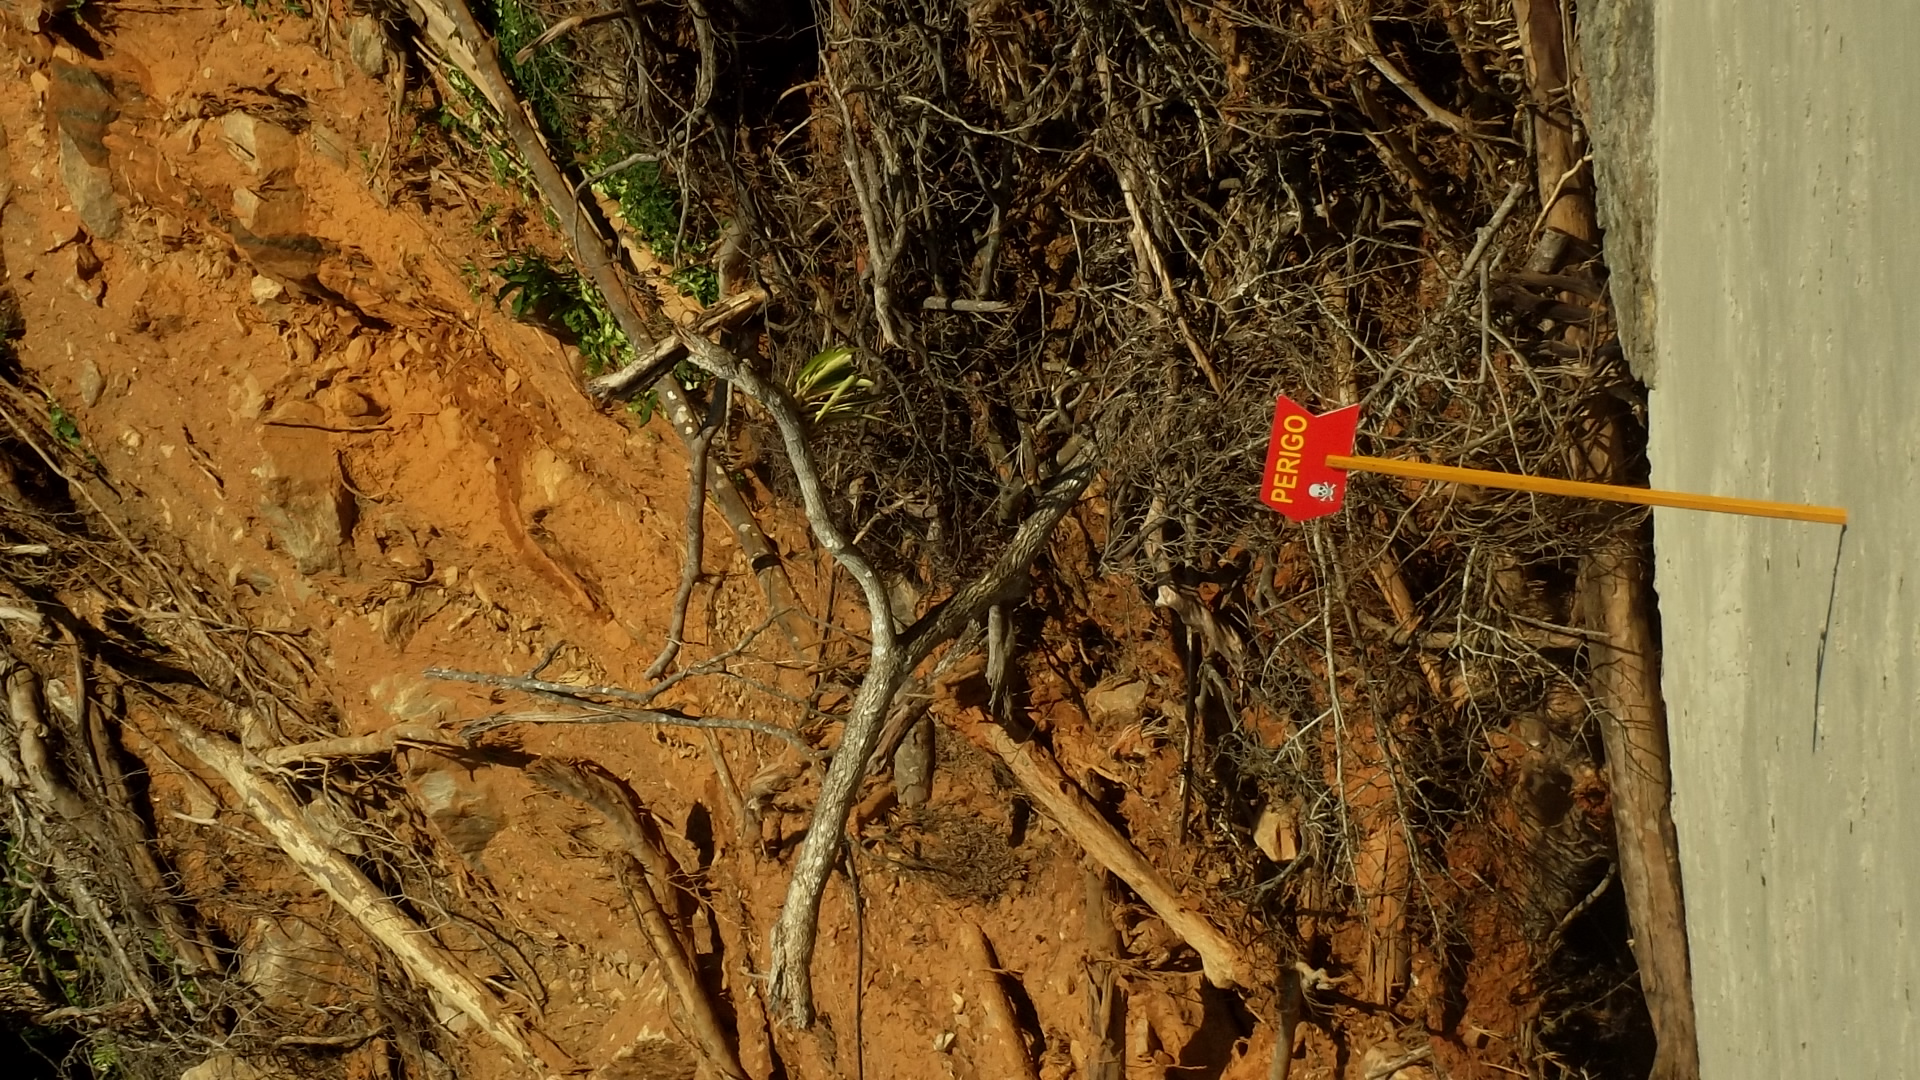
[793,345,878,425]
[48,400,81,448]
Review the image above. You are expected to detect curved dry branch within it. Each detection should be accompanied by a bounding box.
[674,326,1098,1025]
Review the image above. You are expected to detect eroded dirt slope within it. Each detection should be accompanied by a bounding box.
[0,6,1598,1080]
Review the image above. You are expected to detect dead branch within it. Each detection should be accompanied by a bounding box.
[646,386,724,680]
[1083,870,1125,1080]
[257,723,450,765]
[1272,963,1304,1080]
[529,758,747,1080]
[0,604,44,628]
[510,10,621,67]
[5,664,92,824]
[1342,1,1477,136]
[584,285,768,400]
[1364,1044,1434,1080]
[68,639,218,975]
[1094,53,1225,395]
[441,689,816,754]
[920,297,1013,313]
[676,327,1099,1023]
[165,715,574,1077]
[954,712,1247,990]
[961,923,1040,1080]
[824,56,908,349]
[1515,2,1698,1074]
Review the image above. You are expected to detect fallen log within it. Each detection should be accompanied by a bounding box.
[959,923,1040,1080]
[528,759,748,1080]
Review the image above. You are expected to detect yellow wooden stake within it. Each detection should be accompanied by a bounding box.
[1326,454,1848,526]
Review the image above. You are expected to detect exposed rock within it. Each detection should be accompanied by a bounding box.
[347,16,389,78]
[375,586,448,646]
[403,748,503,867]
[218,112,298,178]
[233,224,331,298]
[68,241,103,304]
[1253,800,1299,863]
[48,62,120,238]
[289,328,317,366]
[323,382,380,419]
[254,426,350,574]
[249,274,285,305]
[309,122,349,167]
[13,0,43,33]
[1085,678,1150,729]
[231,186,262,229]
[78,357,103,406]
[372,675,456,724]
[238,915,363,1014]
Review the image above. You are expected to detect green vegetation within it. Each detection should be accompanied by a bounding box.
[590,147,722,305]
[237,0,309,18]
[47,399,81,448]
[793,345,878,425]
[487,0,579,147]
[492,253,630,377]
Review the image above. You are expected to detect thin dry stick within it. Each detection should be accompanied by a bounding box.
[646,386,725,680]
[259,724,451,765]
[824,45,907,348]
[1092,52,1224,394]
[1456,181,1530,288]
[1527,153,1595,240]
[702,729,754,846]
[1344,0,1474,135]
[529,759,747,1080]
[510,10,621,66]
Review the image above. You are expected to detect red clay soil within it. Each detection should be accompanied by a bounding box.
[0,6,1562,1079]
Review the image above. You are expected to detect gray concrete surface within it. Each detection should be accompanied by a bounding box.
[1634,2,1920,1075]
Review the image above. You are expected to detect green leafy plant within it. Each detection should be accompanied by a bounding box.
[87,1036,121,1076]
[594,153,682,255]
[486,0,578,144]
[671,264,719,306]
[792,345,878,425]
[590,147,721,303]
[47,400,81,448]
[492,253,631,376]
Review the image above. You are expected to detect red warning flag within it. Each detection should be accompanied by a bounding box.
[1260,395,1361,522]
